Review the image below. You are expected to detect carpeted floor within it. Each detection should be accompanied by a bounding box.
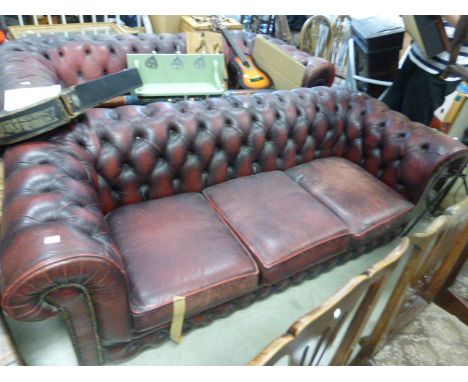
[368,302,468,366]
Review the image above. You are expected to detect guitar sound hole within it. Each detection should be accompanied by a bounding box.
[250,77,265,83]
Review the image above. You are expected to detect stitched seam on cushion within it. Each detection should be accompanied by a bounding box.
[198,192,260,277]
[130,273,260,333]
[263,231,351,268]
[352,205,414,239]
[199,191,261,275]
[127,242,367,337]
[203,190,351,269]
[299,184,414,238]
[203,190,270,268]
[130,266,259,315]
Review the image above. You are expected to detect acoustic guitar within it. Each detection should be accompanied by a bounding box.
[210,17,272,90]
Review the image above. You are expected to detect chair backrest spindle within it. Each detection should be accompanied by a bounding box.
[356,197,468,362]
[248,238,410,366]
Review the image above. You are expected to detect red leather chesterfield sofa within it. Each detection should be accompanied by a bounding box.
[1,35,468,366]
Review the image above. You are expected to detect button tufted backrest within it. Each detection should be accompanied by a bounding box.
[0,141,121,263]
[0,33,334,109]
[10,86,460,215]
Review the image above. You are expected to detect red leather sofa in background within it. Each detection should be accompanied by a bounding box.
[0,34,467,365]
[0,32,335,110]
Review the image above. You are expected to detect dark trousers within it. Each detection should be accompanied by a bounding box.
[383,58,460,125]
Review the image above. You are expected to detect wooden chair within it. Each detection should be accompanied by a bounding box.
[328,16,352,79]
[247,238,411,366]
[355,197,468,364]
[436,259,468,325]
[248,197,468,366]
[415,195,467,327]
[299,16,333,60]
[274,15,293,45]
[422,197,468,306]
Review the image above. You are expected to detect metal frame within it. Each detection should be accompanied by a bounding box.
[403,162,468,235]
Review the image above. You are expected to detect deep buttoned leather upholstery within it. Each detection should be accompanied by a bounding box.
[38,86,467,214]
[0,85,467,365]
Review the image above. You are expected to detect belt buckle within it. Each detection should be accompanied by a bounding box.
[60,89,81,118]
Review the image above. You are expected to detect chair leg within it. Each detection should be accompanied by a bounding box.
[436,288,468,325]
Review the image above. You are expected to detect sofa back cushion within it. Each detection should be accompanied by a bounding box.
[46,86,467,214]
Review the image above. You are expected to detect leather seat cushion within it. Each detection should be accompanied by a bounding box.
[203,171,352,285]
[107,193,259,332]
[286,157,415,241]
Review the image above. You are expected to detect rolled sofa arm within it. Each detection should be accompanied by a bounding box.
[253,35,336,87]
[216,32,336,87]
[0,142,132,364]
[296,86,468,204]
[349,93,468,204]
[267,42,335,87]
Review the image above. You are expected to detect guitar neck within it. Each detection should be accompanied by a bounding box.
[220,29,249,64]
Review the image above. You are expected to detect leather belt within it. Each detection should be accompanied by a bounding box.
[0,68,142,145]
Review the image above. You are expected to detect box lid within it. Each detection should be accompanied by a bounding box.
[352,16,405,40]
[352,16,405,52]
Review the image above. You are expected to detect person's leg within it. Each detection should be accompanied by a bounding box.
[382,57,414,112]
[442,80,460,97]
[399,64,460,125]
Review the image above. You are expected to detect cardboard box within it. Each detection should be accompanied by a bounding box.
[180,16,242,32]
[150,16,181,34]
[252,35,306,90]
